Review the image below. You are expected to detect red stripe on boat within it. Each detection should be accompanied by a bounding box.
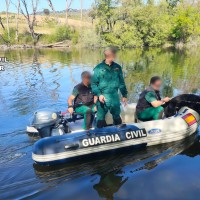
[182,113,197,126]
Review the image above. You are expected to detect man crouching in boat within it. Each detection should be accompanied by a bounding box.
[136,76,171,121]
[67,71,97,130]
[91,47,128,128]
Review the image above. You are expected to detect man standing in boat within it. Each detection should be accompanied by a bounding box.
[67,71,97,130]
[91,47,128,128]
[136,76,171,121]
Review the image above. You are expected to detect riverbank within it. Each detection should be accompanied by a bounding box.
[1,40,200,50]
[0,40,72,50]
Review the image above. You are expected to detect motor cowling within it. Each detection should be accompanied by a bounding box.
[32,109,67,138]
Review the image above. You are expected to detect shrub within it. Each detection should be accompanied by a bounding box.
[42,25,72,43]
[71,30,79,44]
[79,28,102,48]
[131,6,171,47]
[1,28,16,45]
[102,22,143,48]
[19,30,34,44]
[171,6,200,43]
[50,25,72,42]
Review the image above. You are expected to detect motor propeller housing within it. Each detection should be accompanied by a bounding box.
[31,109,69,138]
[164,94,200,117]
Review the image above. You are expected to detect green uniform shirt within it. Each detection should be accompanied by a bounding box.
[91,61,128,98]
[145,91,157,103]
[72,87,79,96]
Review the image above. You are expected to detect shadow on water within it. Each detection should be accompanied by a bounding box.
[1,48,200,199]
[31,134,198,200]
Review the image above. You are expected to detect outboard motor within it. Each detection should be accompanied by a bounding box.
[30,109,70,138]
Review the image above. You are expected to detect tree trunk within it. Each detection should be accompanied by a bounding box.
[15,0,20,42]
[80,0,83,21]
[5,0,10,40]
[47,0,59,23]
[66,0,73,25]
[0,17,5,30]
[66,0,69,24]
[20,0,39,45]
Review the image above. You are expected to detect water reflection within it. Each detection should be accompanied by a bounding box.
[32,134,197,200]
[0,48,200,199]
[94,170,128,200]
[1,48,200,105]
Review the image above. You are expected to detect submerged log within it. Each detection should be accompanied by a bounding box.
[0,40,71,49]
[39,41,70,48]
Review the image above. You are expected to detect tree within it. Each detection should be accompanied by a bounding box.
[94,0,119,33]
[66,0,73,24]
[47,0,59,23]
[119,0,142,8]
[0,17,5,30]
[43,9,50,15]
[20,0,40,45]
[5,0,10,40]
[10,0,20,41]
[171,5,200,43]
[16,0,20,41]
[147,0,154,5]
[166,0,180,8]
[80,0,83,21]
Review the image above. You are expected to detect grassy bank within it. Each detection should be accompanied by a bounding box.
[1,0,200,50]
[0,13,92,47]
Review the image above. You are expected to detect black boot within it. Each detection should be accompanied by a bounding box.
[85,109,92,130]
[97,120,107,128]
[113,117,122,126]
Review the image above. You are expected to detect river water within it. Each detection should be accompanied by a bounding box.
[0,48,200,200]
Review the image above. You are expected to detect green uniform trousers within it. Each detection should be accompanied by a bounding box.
[96,93,121,127]
[75,105,96,130]
[137,106,164,121]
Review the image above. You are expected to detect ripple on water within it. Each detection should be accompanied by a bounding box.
[0,48,200,199]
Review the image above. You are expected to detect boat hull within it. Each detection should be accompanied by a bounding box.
[32,107,199,166]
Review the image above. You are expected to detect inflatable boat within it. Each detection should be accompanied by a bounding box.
[32,104,200,166]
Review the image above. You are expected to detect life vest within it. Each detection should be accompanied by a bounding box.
[74,83,94,108]
[136,87,161,114]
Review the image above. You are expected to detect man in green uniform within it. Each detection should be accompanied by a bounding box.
[91,47,128,128]
[136,76,171,121]
[68,71,97,130]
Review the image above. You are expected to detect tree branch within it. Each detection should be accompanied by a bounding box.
[0,17,5,30]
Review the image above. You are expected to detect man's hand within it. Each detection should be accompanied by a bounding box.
[99,95,106,103]
[163,97,171,103]
[94,96,98,104]
[122,97,128,106]
[68,107,74,114]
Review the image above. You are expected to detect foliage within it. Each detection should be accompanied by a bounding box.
[71,30,79,44]
[90,0,200,48]
[44,25,72,43]
[166,0,180,8]
[19,30,34,44]
[1,28,16,45]
[42,17,58,28]
[1,0,200,48]
[101,22,143,47]
[171,5,200,43]
[131,5,171,47]
[79,28,102,48]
